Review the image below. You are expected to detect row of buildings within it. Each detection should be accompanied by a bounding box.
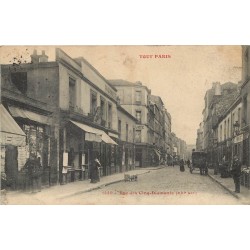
[0,48,187,190]
[196,46,250,170]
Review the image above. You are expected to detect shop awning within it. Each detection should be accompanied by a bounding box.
[108,132,119,139]
[101,132,117,145]
[70,120,117,145]
[8,106,50,125]
[0,104,26,146]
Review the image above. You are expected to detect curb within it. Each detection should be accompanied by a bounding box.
[208,173,239,199]
[59,170,151,200]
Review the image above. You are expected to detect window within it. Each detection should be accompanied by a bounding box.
[69,78,76,109]
[220,125,222,142]
[243,95,248,126]
[238,107,241,127]
[136,111,142,123]
[126,124,129,141]
[118,120,121,138]
[11,72,27,94]
[100,97,106,125]
[135,130,141,143]
[135,91,142,103]
[108,103,112,129]
[90,91,97,115]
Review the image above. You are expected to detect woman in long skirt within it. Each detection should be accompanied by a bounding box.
[179,159,185,172]
[90,157,101,183]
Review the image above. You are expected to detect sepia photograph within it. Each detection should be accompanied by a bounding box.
[0,45,249,205]
[2,3,250,250]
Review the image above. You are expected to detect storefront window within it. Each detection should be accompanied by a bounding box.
[22,123,47,167]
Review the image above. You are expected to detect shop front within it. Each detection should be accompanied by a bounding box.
[59,120,118,184]
[7,105,53,187]
[0,104,26,190]
[242,131,249,167]
[232,133,243,161]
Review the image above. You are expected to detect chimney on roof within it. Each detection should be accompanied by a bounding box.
[30,49,48,63]
[214,82,221,96]
[31,49,39,63]
[136,81,142,85]
[39,50,48,62]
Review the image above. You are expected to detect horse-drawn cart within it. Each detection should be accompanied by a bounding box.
[190,151,207,175]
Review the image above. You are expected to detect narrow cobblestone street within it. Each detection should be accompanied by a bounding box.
[60,166,242,205]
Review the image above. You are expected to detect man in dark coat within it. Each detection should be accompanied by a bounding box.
[231,156,241,193]
[179,159,185,172]
[24,155,42,193]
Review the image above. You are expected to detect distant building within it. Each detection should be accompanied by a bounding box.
[201,82,238,165]
[240,46,250,167]
[164,109,172,164]
[109,79,157,167]
[117,104,137,172]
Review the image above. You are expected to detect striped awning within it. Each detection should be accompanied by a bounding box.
[0,104,26,146]
[70,120,117,145]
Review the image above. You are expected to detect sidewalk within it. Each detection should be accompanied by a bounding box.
[207,169,250,205]
[1,166,164,205]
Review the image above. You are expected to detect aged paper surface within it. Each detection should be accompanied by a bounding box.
[0,45,249,205]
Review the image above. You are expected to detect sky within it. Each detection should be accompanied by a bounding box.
[0,45,242,144]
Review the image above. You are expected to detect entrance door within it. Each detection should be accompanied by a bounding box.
[135,148,142,167]
[5,145,18,190]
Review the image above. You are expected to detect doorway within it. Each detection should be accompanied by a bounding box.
[5,145,18,190]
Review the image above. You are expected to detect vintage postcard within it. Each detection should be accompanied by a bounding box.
[0,45,249,205]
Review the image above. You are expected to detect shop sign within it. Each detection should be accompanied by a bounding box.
[233,134,243,144]
[63,152,68,167]
[136,125,144,130]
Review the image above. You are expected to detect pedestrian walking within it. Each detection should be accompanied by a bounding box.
[179,159,185,172]
[187,159,191,168]
[200,158,208,175]
[231,156,241,193]
[90,155,101,183]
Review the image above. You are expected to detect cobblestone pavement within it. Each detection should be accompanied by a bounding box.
[61,166,243,205]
